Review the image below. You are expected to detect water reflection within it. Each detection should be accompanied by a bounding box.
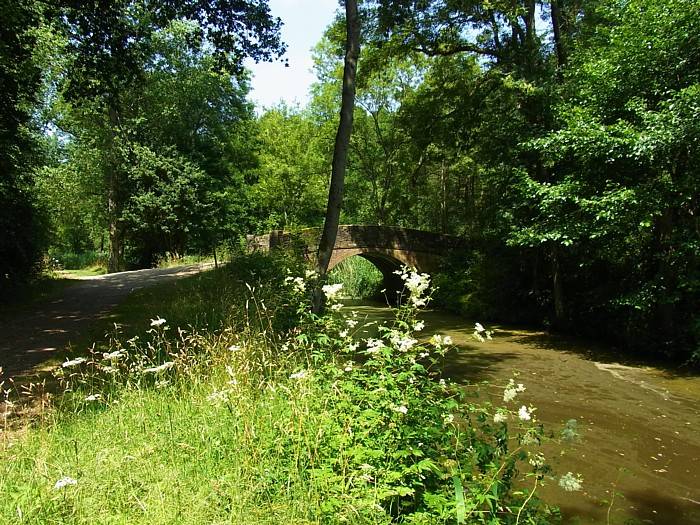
[343,300,700,525]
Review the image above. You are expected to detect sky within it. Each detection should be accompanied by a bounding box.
[245,0,339,110]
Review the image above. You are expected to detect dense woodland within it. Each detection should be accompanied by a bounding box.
[1,0,698,360]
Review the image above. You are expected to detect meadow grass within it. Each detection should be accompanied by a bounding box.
[1,253,561,524]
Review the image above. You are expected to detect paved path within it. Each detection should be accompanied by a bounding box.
[0,264,211,378]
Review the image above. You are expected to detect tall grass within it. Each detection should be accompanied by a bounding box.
[1,252,563,524]
[326,256,383,299]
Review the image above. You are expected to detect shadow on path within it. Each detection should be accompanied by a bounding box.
[0,264,211,379]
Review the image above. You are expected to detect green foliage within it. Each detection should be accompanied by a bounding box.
[327,256,384,299]
[1,256,567,523]
[0,0,47,293]
[249,105,330,231]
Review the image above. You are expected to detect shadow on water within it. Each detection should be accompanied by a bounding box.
[343,299,700,525]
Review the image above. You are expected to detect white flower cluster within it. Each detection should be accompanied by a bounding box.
[472,322,493,342]
[493,410,508,424]
[388,330,417,353]
[430,334,453,347]
[322,283,344,301]
[518,405,533,421]
[150,317,167,327]
[62,357,86,368]
[365,338,385,354]
[284,275,306,293]
[54,477,77,490]
[503,379,526,402]
[102,349,124,360]
[394,267,431,307]
[142,362,174,374]
[559,472,583,492]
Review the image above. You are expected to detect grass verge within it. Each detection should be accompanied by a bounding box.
[1,253,564,524]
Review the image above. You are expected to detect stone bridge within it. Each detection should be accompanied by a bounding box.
[247,225,465,292]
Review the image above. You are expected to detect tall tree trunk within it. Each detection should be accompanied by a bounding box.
[551,244,566,329]
[313,0,360,312]
[107,104,123,274]
[550,0,567,68]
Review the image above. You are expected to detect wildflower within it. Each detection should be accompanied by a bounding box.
[344,362,353,372]
[102,350,124,360]
[392,333,417,352]
[397,267,431,307]
[419,351,429,359]
[529,453,546,468]
[413,321,425,332]
[54,477,77,490]
[150,317,166,327]
[346,319,358,328]
[207,389,231,405]
[289,370,308,380]
[518,405,532,421]
[431,334,451,346]
[439,378,447,388]
[101,365,118,374]
[288,276,306,293]
[503,379,526,402]
[228,344,241,352]
[84,394,101,402]
[559,472,583,492]
[494,411,508,424]
[142,362,174,374]
[330,303,343,311]
[393,405,408,415]
[305,269,317,279]
[322,283,343,300]
[473,322,493,342]
[443,414,454,425]
[339,330,349,338]
[61,357,86,368]
[347,342,359,352]
[365,338,384,354]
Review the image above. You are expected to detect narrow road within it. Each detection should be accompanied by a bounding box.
[0,264,211,378]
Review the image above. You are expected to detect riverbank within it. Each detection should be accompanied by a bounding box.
[349,300,700,524]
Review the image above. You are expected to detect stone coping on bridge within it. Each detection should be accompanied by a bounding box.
[246,224,465,255]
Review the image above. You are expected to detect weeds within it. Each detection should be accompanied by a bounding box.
[0,253,577,524]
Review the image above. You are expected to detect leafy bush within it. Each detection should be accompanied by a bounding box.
[1,254,577,524]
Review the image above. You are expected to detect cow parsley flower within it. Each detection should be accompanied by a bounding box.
[365,338,384,354]
[413,321,425,332]
[102,350,124,360]
[54,477,77,490]
[322,283,343,300]
[289,370,308,380]
[84,394,101,402]
[559,472,583,492]
[518,405,532,421]
[493,411,508,424]
[62,357,86,368]
[150,317,167,327]
[393,405,408,415]
[142,362,174,374]
[503,379,526,402]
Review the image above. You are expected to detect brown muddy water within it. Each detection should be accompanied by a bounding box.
[347,301,700,525]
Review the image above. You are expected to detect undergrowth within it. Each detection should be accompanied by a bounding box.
[0,252,578,524]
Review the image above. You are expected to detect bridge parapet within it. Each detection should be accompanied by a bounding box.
[246,225,464,257]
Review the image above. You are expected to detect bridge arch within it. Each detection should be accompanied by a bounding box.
[247,225,465,295]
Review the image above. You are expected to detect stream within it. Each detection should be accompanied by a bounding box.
[346,300,700,525]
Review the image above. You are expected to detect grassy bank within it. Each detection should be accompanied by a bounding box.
[1,254,570,524]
